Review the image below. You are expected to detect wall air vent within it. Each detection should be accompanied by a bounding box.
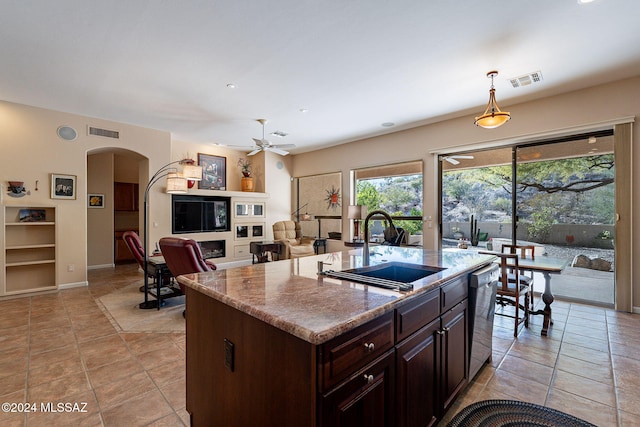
[88,126,120,139]
[509,71,543,88]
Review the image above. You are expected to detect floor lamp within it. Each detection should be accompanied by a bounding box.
[139,159,202,309]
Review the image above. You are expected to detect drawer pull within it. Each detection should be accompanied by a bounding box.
[443,327,451,332]
[436,330,445,335]
[364,374,374,384]
[364,343,375,352]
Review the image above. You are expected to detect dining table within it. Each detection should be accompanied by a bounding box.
[507,255,570,336]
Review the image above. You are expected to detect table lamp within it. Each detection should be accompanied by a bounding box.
[348,205,367,242]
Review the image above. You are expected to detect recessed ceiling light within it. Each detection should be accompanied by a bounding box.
[381,122,395,127]
[226,83,236,89]
[299,108,309,113]
[578,0,595,4]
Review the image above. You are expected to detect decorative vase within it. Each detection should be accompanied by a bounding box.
[241,176,254,192]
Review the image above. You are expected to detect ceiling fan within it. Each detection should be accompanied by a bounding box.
[442,155,474,165]
[244,119,296,156]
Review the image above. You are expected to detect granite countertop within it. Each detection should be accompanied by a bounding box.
[178,246,494,345]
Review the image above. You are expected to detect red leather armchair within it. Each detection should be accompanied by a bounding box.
[158,237,216,293]
[123,230,172,289]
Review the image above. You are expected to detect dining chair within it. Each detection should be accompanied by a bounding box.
[501,244,535,307]
[482,252,530,337]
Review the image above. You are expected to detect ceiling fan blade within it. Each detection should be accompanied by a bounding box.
[453,155,474,159]
[445,157,460,165]
[266,147,289,156]
[271,143,296,149]
[247,148,262,156]
[252,138,265,146]
[226,144,254,148]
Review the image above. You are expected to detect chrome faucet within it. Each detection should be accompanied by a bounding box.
[362,210,397,265]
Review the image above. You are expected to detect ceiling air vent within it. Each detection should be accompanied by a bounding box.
[88,126,120,139]
[509,71,543,88]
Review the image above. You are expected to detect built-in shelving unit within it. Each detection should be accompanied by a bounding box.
[232,200,266,261]
[2,205,57,295]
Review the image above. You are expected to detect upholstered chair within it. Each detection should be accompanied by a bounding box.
[123,230,172,290]
[158,237,216,293]
[272,220,315,259]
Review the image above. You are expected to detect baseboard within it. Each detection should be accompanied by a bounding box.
[88,264,115,270]
[59,281,88,289]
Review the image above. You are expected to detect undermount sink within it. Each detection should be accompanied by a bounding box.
[325,262,446,291]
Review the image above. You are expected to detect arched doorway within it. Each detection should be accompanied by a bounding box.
[87,148,147,268]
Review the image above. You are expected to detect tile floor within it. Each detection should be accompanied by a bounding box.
[0,264,639,426]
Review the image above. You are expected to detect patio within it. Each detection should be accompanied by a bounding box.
[442,239,615,307]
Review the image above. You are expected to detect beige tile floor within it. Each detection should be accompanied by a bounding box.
[1,263,639,426]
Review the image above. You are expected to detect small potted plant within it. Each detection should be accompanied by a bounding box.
[237,158,252,177]
[237,158,254,192]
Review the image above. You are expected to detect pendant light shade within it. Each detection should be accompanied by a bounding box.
[474,71,511,129]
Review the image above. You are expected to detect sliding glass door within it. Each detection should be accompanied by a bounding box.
[440,147,513,250]
[515,134,615,306]
[440,132,615,307]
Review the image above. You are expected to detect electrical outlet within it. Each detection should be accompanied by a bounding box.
[67,264,74,272]
[224,338,234,372]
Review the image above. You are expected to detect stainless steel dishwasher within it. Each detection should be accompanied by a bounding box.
[468,263,499,381]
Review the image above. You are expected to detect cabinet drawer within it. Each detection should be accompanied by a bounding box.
[234,245,251,258]
[320,349,395,427]
[319,311,394,392]
[395,288,440,342]
[441,275,468,313]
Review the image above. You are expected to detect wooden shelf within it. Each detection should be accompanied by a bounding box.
[6,259,56,267]
[6,221,55,226]
[6,244,55,250]
[2,206,57,296]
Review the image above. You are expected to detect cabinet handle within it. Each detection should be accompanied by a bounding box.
[436,330,445,335]
[364,374,374,384]
[364,343,375,352]
[443,327,450,332]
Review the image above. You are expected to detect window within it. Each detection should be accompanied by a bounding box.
[354,161,423,245]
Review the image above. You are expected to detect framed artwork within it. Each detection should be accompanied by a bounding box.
[88,193,105,208]
[18,209,46,222]
[198,153,226,190]
[51,173,77,199]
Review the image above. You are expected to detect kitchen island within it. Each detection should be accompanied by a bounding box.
[178,246,494,427]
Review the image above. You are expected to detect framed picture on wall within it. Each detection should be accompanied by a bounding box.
[88,193,105,208]
[198,153,226,190]
[51,173,77,200]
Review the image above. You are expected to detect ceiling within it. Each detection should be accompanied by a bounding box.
[1,1,639,155]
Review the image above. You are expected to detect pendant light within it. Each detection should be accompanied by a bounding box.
[474,70,511,129]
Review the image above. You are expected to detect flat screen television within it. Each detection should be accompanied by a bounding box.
[172,195,231,234]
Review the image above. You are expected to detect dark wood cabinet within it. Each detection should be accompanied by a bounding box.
[114,182,139,211]
[114,230,137,263]
[319,311,394,391]
[396,318,440,427]
[441,299,469,413]
[394,277,469,427]
[186,271,472,427]
[320,350,395,427]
